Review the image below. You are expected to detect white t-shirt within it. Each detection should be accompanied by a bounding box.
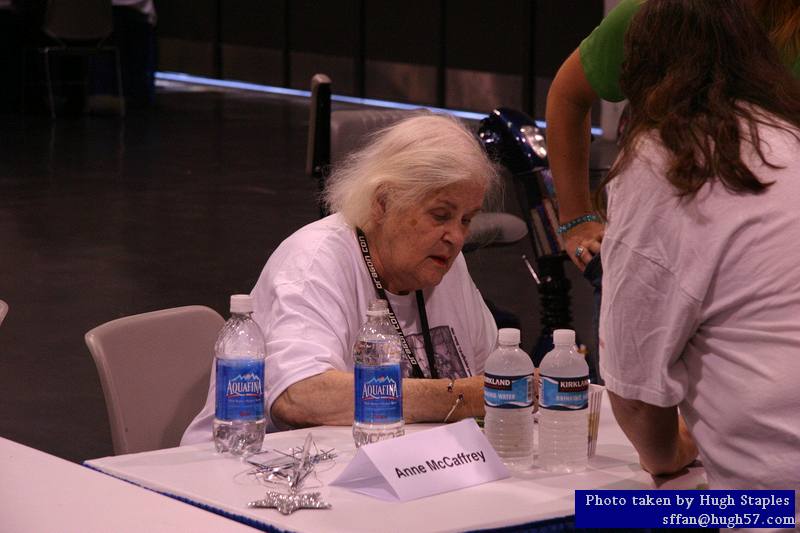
[599,120,800,491]
[182,213,497,442]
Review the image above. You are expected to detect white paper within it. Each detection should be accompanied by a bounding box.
[331,419,509,501]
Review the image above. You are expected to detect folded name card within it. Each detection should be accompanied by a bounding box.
[330,419,510,501]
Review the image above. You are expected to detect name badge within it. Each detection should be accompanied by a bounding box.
[331,419,509,501]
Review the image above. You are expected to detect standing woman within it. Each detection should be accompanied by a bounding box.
[546,0,800,271]
[599,0,800,497]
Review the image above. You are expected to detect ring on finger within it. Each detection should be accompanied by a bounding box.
[575,245,585,259]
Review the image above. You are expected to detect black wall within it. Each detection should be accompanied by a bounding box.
[155,0,603,118]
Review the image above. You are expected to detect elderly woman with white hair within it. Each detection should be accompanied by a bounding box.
[182,113,500,440]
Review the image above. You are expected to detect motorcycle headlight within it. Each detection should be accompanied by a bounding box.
[520,124,547,161]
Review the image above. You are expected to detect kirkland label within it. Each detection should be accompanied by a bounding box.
[484,372,534,409]
[215,359,265,421]
[539,374,588,411]
[354,363,403,424]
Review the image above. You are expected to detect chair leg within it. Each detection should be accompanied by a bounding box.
[113,48,126,117]
[21,49,27,113]
[43,48,56,119]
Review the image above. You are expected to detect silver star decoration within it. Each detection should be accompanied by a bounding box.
[248,490,332,515]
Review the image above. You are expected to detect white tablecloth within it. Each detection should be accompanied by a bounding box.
[85,391,707,533]
[0,436,259,533]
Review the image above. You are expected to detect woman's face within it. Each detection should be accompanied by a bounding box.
[371,182,485,294]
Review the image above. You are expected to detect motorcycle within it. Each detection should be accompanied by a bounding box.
[477,108,601,382]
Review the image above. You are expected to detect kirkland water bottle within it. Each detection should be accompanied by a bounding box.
[484,328,535,468]
[352,299,404,447]
[538,328,589,473]
[213,294,267,456]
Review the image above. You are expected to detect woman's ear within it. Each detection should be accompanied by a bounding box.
[371,187,389,224]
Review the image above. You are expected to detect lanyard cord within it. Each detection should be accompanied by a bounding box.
[415,290,438,379]
[356,228,439,379]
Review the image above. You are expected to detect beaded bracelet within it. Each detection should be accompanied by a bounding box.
[556,214,600,235]
[443,394,464,423]
[443,379,463,423]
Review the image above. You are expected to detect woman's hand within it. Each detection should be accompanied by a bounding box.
[608,391,699,478]
[641,415,699,477]
[563,220,604,271]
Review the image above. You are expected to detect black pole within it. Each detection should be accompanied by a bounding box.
[436,0,447,108]
[522,0,537,118]
[282,0,291,88]
[214,0,223,79]
[354,0,366,98]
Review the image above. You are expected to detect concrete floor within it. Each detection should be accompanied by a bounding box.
[0,83,599,462]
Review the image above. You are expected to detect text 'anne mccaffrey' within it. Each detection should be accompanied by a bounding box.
[394,451,486,479]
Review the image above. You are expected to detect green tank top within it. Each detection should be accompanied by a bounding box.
[579,0,800,102]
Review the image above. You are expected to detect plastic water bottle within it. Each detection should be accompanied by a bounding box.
[353,299,404,447]
[213,294,267,456]
[484,328,535,468]
[538,328,589,473]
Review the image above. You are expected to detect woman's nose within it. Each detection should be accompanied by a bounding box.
[443,220,468,249]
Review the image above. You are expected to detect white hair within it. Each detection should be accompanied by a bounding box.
[323,112,500,230]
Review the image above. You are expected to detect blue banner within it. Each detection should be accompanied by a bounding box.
[575,490,796,529]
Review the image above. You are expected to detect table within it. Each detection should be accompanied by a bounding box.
[0,436,260,532]
[85,391,707,533]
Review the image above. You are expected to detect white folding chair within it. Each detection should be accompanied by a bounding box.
[85,305,224,455]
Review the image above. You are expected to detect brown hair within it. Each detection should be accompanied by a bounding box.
[596,0,800,214]
[753,0,800,65]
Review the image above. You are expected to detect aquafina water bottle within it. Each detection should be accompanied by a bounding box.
[352,299,404,447]
[213,294,266,455]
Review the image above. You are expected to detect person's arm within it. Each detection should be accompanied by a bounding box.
[405,374,484,422]
[545,48,604,270]
[271,370,484,427]
[607,391,698,476]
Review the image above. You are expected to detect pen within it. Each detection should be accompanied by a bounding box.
[521,254,541,285]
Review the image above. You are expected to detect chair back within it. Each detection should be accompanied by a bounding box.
[0,300,7,326]
[43,0,113,42]
[306,73,331,178]
[305,73,435,217]
[330,108,419,165]
[305,73,420,173]
[85,305,224,455]
[304,73,527,249]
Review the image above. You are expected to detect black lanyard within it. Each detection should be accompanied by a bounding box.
[356,228,438,379]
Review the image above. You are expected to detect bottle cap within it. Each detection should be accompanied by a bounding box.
[553,328,575,346]
[366,299,389,316]
[230,294,253,314]
[498,328,520,345]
